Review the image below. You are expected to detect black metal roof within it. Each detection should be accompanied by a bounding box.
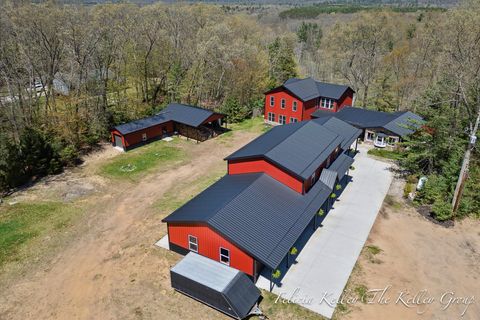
[114,113,170,135]
[319,169,337,190]
[311,107,424,137]
[113,103,223,135]
[312,116,362,149]
[163,173,332,269]
[329,153,354,181]
[272,77,353,101]
[225,121,344,180]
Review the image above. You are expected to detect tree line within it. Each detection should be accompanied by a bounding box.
[0,1,478,220]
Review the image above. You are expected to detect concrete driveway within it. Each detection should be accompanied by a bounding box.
[256,145,393,319]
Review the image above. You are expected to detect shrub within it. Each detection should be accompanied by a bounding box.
[335,184,342,191]
[317,208,325,216]
[272,269,281,279]
[330,193,337,198]
[403,183,414,198]
[290,247,298,255]
[432,200,453,221]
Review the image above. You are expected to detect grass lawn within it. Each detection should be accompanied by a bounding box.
[0,201,80,268]
[100,139,185,180]
[258,290,326,320]
[367,148,403,160]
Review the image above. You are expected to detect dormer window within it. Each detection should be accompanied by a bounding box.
[321,98,334,109]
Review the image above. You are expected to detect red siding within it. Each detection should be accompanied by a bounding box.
[337,88,354,112]
[121,121,174,148]
[168,223,254,276]
[264,89,303,124]
[264,87,355,122]
[228,158,304,194]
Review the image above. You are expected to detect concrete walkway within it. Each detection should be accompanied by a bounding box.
[256,145,393,319]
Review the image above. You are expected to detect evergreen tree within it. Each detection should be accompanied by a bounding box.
[268,37,297,86]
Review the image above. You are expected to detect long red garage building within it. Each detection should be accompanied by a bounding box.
[163,116,361,284]
[111,103,225,151]
[264,77,355,125]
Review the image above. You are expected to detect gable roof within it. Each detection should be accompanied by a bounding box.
[312,107,424,137]
[312,116,362,149]
[113,103,223,135]
[171,252,260,319]
[163,173,332,270]
[225,121,344,180]
[272,77,353,101]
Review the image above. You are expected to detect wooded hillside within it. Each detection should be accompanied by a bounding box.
[0,1,478,220]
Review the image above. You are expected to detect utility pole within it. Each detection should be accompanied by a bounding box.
[451,105,480,214]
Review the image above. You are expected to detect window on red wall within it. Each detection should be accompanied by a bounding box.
[290,117,298,123]
[292,101,297,112]
[188,235,198,252]
[268,112,275,122]
[219,247,230,265]
[279,115,286,124]
[321,98,334,109]
[270,96,274,107]
[281,99,286,109]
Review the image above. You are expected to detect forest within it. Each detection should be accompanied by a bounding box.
[0,0,478,220]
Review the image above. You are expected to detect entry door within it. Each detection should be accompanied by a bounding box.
[114,135,123,148]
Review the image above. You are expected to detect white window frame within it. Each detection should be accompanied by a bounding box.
[270,96,274,107]
[290,117,298,123]
[279,115,286,125]
[219,247,230,265]
[142,133,148,141]
[292,101,297,112]
[321,98,334,110]
[387,136,398,146]
[281,99,286,109]
[268,112,275,122]
[188,235,198,253]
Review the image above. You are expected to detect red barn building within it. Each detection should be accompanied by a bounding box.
[163,117,361,284]
[111,103,225,151]
[264,77,355,125]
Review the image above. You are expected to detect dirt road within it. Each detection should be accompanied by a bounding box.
[0,131,259,320]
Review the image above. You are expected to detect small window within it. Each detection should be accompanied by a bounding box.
[279,115,286,125]
[321,98,334,109]
[188,235,198,252]
[142,133,147,141]
[292,101,297,112]
[268,112,275,122]
[270,96,274,107]
[290,117,298,123]
[310,172,316,185]
[281,99,286,109]
[387,136,398,146]
[220,247,230,265]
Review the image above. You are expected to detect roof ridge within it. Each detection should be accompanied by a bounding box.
[258,122,310,156]
[207,173,265,223]
[298,121,341,176]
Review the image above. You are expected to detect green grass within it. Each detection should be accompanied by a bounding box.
[384,194,403,210]
[367,148,403,160]
[0,201,79,268]
[365,245,382,256]
[257,290,326,320]
[228,116,266,132]
[100,139,185,180]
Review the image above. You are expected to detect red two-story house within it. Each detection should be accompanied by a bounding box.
[162,118,360,285]
[264,77,355,125]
